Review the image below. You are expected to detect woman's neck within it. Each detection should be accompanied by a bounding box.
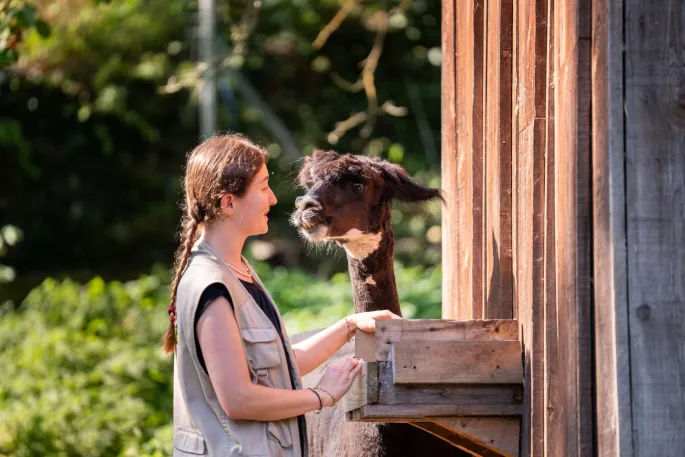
[199,223,246,268]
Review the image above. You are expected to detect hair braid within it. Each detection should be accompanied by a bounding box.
[162,212,201,354]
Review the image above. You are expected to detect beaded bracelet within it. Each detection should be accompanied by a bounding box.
[308,388,323,411]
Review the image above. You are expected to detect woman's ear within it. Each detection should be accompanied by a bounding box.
[220,194,235,217]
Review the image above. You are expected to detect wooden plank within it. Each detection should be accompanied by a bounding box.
[391,340,523,385]
[624,0,685,454]
[514,6,537,457]
[428,417,520,457]
[576,1,595,453]
[554,0,584,454]
[347,403,525,421]
[473,0,486,319]
[484,0,502,318]
[342,361,377,413]
[375,319,519,362]
[413,419,519,457]
[499,0,515,319]
[353,329,376,362]
[376,360,523,406]
[441,0,457,320]
[444,0,475,320]
[543,0,562,455]
[591,0,633,456]
[515,0,549,455]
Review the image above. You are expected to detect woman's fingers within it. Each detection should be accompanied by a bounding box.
[341,357,359,373]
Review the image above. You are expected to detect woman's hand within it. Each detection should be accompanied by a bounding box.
[347,310,401,333]
[315,357,364,407]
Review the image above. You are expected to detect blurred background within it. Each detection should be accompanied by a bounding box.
[0,0,442,455]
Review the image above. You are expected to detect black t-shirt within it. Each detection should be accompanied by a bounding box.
[194,280,306,452]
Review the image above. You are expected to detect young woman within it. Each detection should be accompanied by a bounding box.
[163,134,399,457]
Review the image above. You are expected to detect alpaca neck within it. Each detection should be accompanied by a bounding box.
[342,218,401,317]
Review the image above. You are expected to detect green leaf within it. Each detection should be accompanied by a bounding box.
[16,5,38,28]
[0,49,17,67]
[35,20,51,38]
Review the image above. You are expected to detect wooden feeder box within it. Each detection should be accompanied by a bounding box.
[344,319,523,457]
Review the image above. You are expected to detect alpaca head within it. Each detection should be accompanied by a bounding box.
[291,149,444,250]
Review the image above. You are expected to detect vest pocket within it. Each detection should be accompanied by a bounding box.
[240,327,281,384]
[267,420,293,448]
[173,427,207,455]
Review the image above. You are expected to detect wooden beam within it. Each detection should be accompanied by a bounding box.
[441,0,457,320]
[346,404,524,421]
[391,340,523,385]
[345,360,522,413]
[412,420,519,457]
[426,418,520,457]
[624,0,685,454]
[591,0,633,456]
[374,319,519,363]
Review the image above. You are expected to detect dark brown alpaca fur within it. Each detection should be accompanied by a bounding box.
[290,150,466,457]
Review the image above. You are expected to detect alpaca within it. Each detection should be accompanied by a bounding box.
[290,150,466,457]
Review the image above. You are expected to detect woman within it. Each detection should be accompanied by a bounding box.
[162,134,399,457]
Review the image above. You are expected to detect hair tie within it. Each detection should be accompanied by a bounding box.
[168,305,177,325]
[194,203,205,221]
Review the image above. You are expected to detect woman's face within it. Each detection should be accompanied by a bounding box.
[232,163,277,236]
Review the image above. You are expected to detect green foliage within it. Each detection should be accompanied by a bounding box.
[0,0,443,299]
[0,260,440,457]
[0,1,51,67]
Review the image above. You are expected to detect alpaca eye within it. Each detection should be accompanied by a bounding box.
[351,183,363,192]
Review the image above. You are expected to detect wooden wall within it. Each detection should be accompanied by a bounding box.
[594,0,685,456]
[443,0,685,455]
[441,0,595,454]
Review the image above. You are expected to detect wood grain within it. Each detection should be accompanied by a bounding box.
[441,0,457,320]
[428,417,520,457]
[374,319,519,362]
[391,340,523,385]
[625,0,685,454]
[591,0,633,456]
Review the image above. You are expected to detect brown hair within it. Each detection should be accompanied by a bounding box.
[162,134,269,354]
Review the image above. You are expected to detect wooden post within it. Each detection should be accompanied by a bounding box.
[622,1,685,454]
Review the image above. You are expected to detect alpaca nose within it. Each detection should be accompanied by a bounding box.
[295,196,321,212]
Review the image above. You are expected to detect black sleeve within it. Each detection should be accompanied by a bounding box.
[194,283,232,374]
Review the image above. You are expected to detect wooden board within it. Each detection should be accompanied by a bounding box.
[342,361,377,412]
[413,419,519,457]
[345,360,523,413]
[427,418,520,457]
[591,0,633,456]
[624,0,685,454]
[543,0,562,455]
[373,319,519,363]
[346,403,524,421]
[391,340,523,385]
[441,0,457,319]
[443,0,475,319]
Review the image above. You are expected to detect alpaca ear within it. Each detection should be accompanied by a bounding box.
[297,149,340,189]
[379,162,445,205]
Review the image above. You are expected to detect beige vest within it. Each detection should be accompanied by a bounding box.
[173,242,306,457]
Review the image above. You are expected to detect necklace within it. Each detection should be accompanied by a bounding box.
[225,260,251,277]
[200,241,252,278]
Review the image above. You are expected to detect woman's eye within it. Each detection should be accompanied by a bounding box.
[351,183,363,192]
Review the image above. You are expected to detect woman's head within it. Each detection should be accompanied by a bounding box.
[183,134,275,234]
[162,133,275,354]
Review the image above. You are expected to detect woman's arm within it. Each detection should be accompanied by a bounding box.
[292,310,401,376]
[197,296,362,421]
[290,319,353,376]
